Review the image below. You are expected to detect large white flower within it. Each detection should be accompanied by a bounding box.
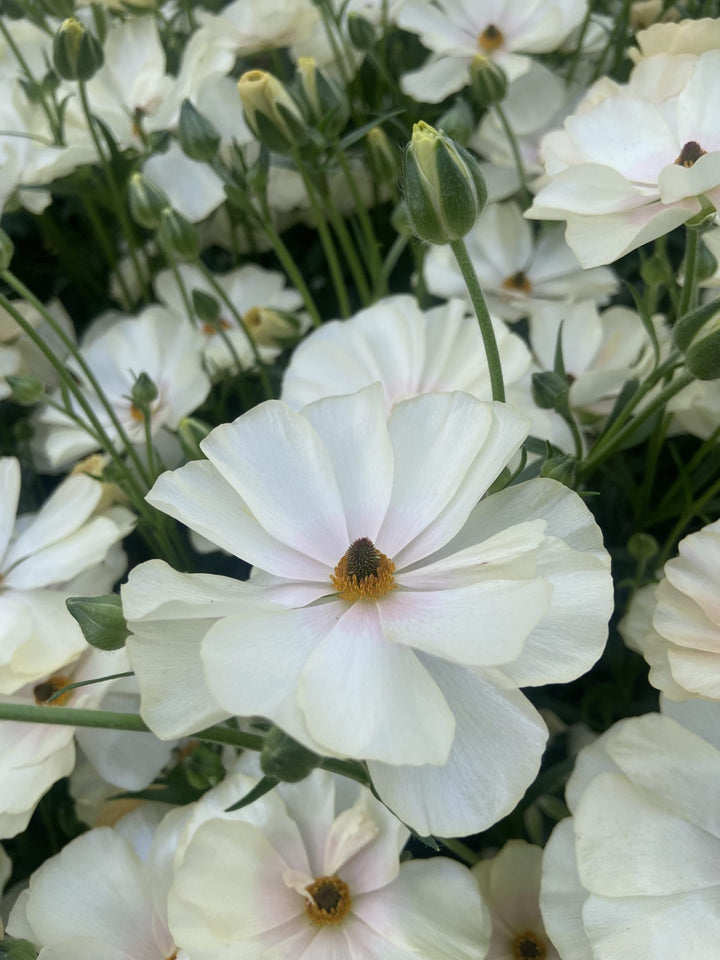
[398,0,588,102]
[33,306,210,470]
[619,518,720,700]
[124,385,613,835]
[169,768,490,960]
[540,702,720,960]
[528,50,720,266]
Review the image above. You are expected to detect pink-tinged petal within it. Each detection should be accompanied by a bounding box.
[3,474,102,569]
[528,164,654,218]
[0,457,20,565]
[658,152,720,204]
[380,396,530,568]
[330,791,408,895]
[336,916,418,960]
[540,820,594,960]
[202,600,341,755]
[302,385,394,543]
[278,771,338,878]
[369,660,547,837]
[148,460,331,581]
[353,858,490,960]
[201,401,349,565]
[562,202,699,268]
[378,578,551,667]
[299,602,455,765]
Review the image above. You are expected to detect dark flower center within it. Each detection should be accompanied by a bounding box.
[674,140,706,168]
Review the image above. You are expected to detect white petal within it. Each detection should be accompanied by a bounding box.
[0,457,20,566]
[400,55,470,103]
[539,820,594,960]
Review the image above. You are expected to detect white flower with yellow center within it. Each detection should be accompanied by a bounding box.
[124,384,612,836]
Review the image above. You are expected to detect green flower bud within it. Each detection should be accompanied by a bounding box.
[6,375,45,406]
[347,11,376,49]
[366,126,399,185]
[128,171,169,230]
[672,296,720,350]
[531,370,569,410]
[66,594,128,651]
[237,69,307,155]
[469,55,508,107]
[53,17,104,82]
[296,57,349,138]
[696,238,719,284]
[402,121,487,244]
[540,453,578,488]
[436,97,474,146]
[686,326,720,380]
[0,228,15,270]
[191,288,221,326]
[157,207,199,261]
[673,294,720,379]
[628,532,658,562]
[178,416,212,461]
[131,371,158,409]
[260,726,321,783]
[178,98,221,162]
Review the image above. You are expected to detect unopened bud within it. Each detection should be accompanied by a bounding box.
[178,98,221,162]
[66,594,127,651]
[244,306,299,346]
[128,172,169,230]
[686,327,720,380]
[531,371,569,411]
[131,371,158,410]
[178,416,212,461]
[696,238,719,284]
[237,69,307,154]
[673,294,720,378]
[540,453,577,487]
[157,207,199,261]
[402,122,487,244]
[366,126,399,184]
[260,726,321,783]
[347,11,376,49]
[7,375,44,405]
[628,532,658,562]
[469,55,507,107]
[192,289,221,326]
[436,98,474,146]
[0,228,15,270]
[296,58,348,138]
[53,17,104,81]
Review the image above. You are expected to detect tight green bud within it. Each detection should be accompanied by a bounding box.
[403,121,487,244]
[7,376,45,405]
[53,17,104,81]
[128,172,169,230]
[673,295,720,379]
[158,207,199,261]
[628,532,658,562]
[347,11,376,49]
[296,58,349,138]
[191,288,221,326]
[178,99,221,162]
[0,228,15,270]
[260,726,321,783]
[470,55,507,107]
[540,453,577,488]
[66,594,128,651]
[531,370,569,410]
[131,371,158,409]
[237,69,307,154]
[367,126,399,184]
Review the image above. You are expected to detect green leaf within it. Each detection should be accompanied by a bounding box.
[65,594,128,650]
[0,938,39,960]
[225,775,279,812]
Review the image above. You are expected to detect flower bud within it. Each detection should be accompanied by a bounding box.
[540,453,578,488]
[436,97,474,146]
[66,594,128,651]
[157,207,199,261]
[53,17,104,81]
[178,416,212,461]
[7,375,45,406]
[244,306,299,346]
[131,371,158,409]
[366,126,399,185]
[260,726,321,783]
[178,98,221,162]
[685,327,720,380]
[237,69,307,154]
[191,288,221,326]
[531,370,569,410]
[469,55,508,107]
[696,238,719,284]
[402,121,487,244]
[347,11,376,49]
[628,532,658,562]
[296,58,348,138]
[128,172,169,230]
[0,228,15,270]
[672,295,720,378]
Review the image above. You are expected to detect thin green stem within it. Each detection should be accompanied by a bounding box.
[657,470,720,567]
[263,220,324,327]
[376,233,408,297]
[80,194,134,308]
[335,148,383,297]
[439,837,480,866]
[320,758,371,786]
[48,672,134,703]
[449,238,505,402]
[0,18,62,142]
[493,102,531,207]
[320,178,373,306]
[678,225,700,320]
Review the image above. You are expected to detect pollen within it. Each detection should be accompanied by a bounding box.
[330,537,396,602]
[503,270,532,294]
[305,876,352,926]
[34,674,73,707]
[130,403,145,422]
[201,318,232,336]
[478,23,504,52]
[512,930,547,960]
[674,140,706,168]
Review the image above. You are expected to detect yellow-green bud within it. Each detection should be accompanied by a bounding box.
[53,17,104,81]
[128,172,169,230]
[178,416,212,461]
[237,69,307,155]
[347,11,376,49]
[296,57,348,138]
[469,55,508,107]
[366,126,399,185]
[402,121,487,244]
[178,98,221,162]
[157,207,199,261]
[436,97,474,146]
[673,295,720,379]
[0,228,14,270]
[260,726,321,783]
[244,306,299,346]
[7,376,45,406]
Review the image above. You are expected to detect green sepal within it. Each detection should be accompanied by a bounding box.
[66,594,128,651]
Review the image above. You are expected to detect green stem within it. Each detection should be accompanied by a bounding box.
[376,233,408,297]
[0,17,62,142]
[657,470,720,567]
[263,220,323,327]
[321,179,373,306]
[449,238,505,401]
[678,225,700,320]
[320,757,371,786]
[80,194,135,308]
[335,148,383,297]
[48,672,134,703]
[439,837,479,866]
[493,102,531,207]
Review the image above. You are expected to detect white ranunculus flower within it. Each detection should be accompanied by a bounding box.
[540,705,720,960]
[32,306,211,470]
[124,385,613,835]
[195,0,320,57]
[473,840,560,960]
[619,519,720,700]
[629,16,720,62]
[168,768,491,960]
[528,50,720,266]
[398,0,588,102]
[424,203,617,323]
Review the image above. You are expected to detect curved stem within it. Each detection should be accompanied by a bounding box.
[335,148,382,298]
[678,225,700,320]
[493,102,531,207]
[449,238,505,401]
